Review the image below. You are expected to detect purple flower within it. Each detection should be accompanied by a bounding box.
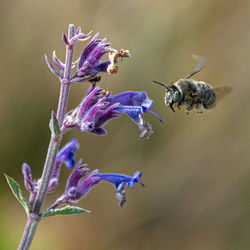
[49,161,102,208]
[47,139,79,192]
[62,84,121,136]
[99,171,144,207]
[56,139,79,169]
[62,85,162,139]
[49,161,144,209]
[108,91,162,139]
[72,33,111,82]
[45,26,92,81]
[45,25,130,84]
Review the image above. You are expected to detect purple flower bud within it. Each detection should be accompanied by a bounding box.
[47,139,79,192]
[22,163,35,193]
[99,171,144,207]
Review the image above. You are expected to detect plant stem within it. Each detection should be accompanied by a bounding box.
[18,24,75,250]
[18,216,38,250]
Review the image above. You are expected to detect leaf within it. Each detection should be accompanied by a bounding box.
[41,205,89,219]
[49,111,61,136]
[4,174,30,214]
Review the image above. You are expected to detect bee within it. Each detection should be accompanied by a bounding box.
[153,55,232,114]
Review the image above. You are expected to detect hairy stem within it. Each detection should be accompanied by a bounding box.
[18,24,75,250]
[18,216,38,250]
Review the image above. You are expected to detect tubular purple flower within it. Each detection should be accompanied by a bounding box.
[47,139,79,193]
[62,85,161,139]
[108,91,162,139]
[48,164,144,209]
[98,171,145,207]
[56,139,79,169]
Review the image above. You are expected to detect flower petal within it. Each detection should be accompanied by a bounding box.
[108,91,148,106]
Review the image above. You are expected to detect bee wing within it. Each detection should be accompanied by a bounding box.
[214,86,232,101]
[186,54,208,79]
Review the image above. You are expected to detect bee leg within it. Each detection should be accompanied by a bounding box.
[185,102,195,114]
[169,103,175,112]
[195,103,204,113]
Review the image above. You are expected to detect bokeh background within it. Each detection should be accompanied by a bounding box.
[1,0,250,249]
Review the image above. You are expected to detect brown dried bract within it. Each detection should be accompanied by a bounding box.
[107,48,131,74]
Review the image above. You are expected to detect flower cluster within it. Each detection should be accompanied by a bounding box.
[45,28,130,83]
[62,84,162,139]
[42,140,143,209]
[23,140,144,209]
[21,23,160,216]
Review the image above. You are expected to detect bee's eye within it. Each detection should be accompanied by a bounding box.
[172,91,180,102]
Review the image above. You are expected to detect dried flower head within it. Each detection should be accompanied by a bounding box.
[107,48,131,74]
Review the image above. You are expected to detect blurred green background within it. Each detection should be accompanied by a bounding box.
[1,0,250,249]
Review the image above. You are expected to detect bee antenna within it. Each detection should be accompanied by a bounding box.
[153,80,168,89]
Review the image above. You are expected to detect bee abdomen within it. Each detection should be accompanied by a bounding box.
[198,83,216,109]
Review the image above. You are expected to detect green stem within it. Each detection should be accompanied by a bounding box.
[18,216,38,250]
[18,24,75,250]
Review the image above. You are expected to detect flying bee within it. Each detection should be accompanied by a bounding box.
[153,55,232,114]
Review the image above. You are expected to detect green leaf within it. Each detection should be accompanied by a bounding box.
[49,111,61,136]
[4,174,30,214]
[41,205,89,219]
